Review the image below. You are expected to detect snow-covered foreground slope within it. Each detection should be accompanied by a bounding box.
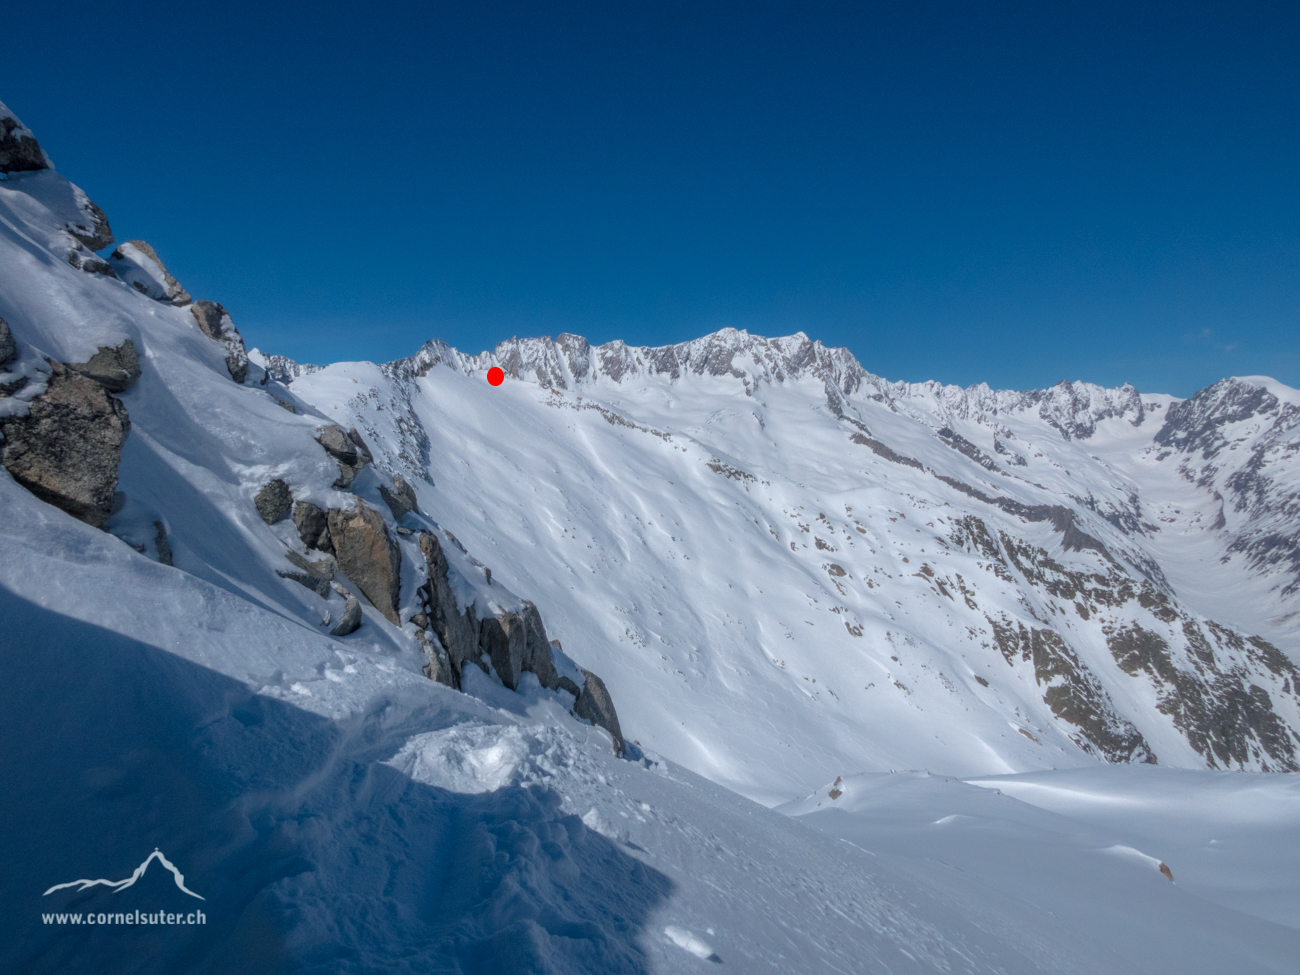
[6,472,1300,973]
[4,100,1300,972]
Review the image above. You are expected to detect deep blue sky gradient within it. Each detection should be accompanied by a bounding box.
[4,0,1298,395]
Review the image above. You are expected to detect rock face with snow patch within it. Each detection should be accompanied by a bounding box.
[68,339,140,394]
[328,501,401,625]
[109,241,192,306]
[190,301,249,384]
[0,101,52,172]
[315,424,373,488]
[379,473,419,520]
[0,361,130,527]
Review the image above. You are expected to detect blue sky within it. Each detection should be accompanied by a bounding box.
[4,0,1297,395]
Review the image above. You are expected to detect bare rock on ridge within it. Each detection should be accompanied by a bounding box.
[190,301,249,384]
[328,501,401,625]
[0,361,130,527]
[0,100,52,172]
[379,473,419,520]
[110,241,192,306]
[254,478,293,524]
[69,339,140,393]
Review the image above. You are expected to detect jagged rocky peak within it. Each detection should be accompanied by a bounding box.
[1155,376,1299,457]
[379,327,1154,441]
[0,100,53,173]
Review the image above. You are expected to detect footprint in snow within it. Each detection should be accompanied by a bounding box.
[665,925,722,963]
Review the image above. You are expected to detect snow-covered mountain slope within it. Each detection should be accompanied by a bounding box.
[5,99,1300,973]
[262,330,1300,803]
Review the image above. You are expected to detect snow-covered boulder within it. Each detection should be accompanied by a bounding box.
[328,500,401,625]
[189,300,249,384]
[109,240,192,306]
[0,361,129,527]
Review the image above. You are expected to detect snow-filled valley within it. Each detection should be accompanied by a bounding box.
[3,99,1300,973]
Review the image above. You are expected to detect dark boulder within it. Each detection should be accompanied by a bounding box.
[574,669,625,756]
[69,339,140,393]
[328,501,401,625]
[0,361,130,527]
[379,473,419,520]
[254,478,293,524]
[110,241,192,306]
[293,501,333,552]
[190,301,249,384]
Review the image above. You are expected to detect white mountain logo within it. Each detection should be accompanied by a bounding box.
[43,849,205,900]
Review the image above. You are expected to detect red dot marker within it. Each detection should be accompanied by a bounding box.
[487,366,505,386]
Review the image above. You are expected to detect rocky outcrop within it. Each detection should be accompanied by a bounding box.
[416,530,483,682]
[411,529,625,747]
[329,582,362,636]
[315,424,373,488]
[379,473,419,520]
[110,241,192,306]
[478,611,528,690]
[67,245,115,276]
[327,501,401,625]
[190,301,249,384]
[0,361,130,527]
[0,316,16,366]
[254,478,292,524]
[0,101,52,172]
[574,670,625,756]
[65,196,114,253]
[293,501,333,552]
[521,601,561,689]
[69,339,140,393]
